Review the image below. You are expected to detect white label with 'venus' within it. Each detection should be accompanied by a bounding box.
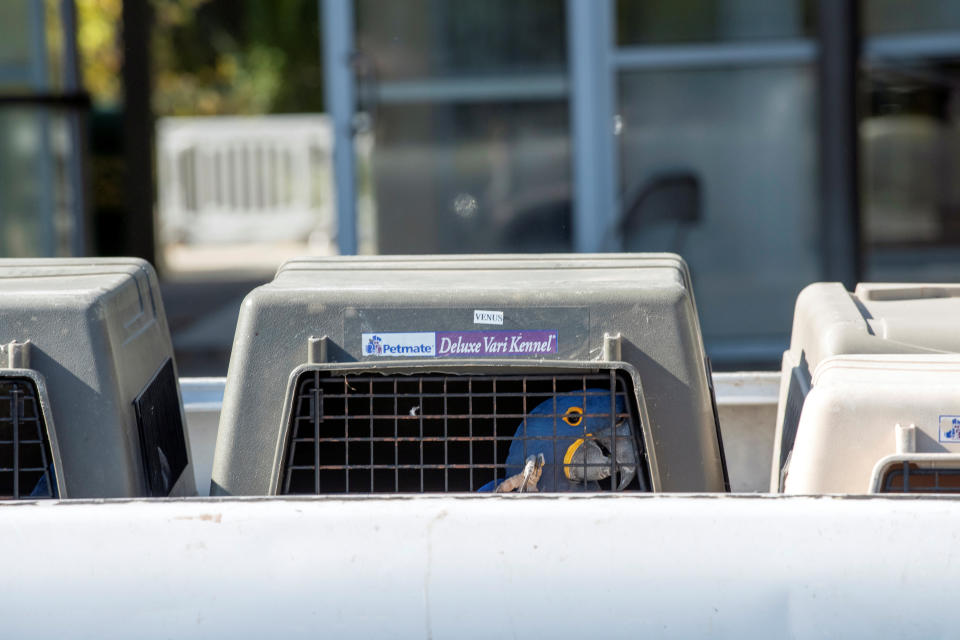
[473,310,504,325]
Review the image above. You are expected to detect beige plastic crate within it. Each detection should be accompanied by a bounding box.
[784,354,960,494]
[772,283,960,490]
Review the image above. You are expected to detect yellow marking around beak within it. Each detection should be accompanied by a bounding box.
[562,432,593,480]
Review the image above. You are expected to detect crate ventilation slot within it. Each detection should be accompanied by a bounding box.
[0,378,56,499]
[880,462,960,494]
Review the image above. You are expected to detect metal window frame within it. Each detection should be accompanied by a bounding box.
[0,0,89,258]
[372,75,568,104]
[322,0,358,256]
[59,0,89,258]
[570,0,860,286]
[28,0,56,257]
[568,4,827,256]
[567,0,617,253]
[0,90,92,257]
[859,27,960,276]
[865,31,960,61]
[610,40,817,69]
[323,0,865,287]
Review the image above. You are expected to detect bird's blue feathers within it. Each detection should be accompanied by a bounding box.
[487,391,626,492]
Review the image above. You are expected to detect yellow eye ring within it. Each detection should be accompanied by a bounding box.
[563,406,583,426]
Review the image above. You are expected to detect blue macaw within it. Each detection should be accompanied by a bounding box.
[479,391,638,493]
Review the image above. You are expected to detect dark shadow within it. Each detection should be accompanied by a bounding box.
[28,345,107,493]
[323,339,355,364]
[497,199,572,253]
[917,429,947,453]
[620,171,701,253]
[621,337,724,491]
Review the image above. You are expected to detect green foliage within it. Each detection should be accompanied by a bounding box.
[77,0,123,106]
[152,0,324,116]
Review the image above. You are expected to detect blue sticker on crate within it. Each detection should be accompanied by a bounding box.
[361,330,558,358]
[939,415,960,443]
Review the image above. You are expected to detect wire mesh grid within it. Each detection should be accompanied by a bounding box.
[881,462,960,493]
[0,378,56,499]
[280,369,648,494]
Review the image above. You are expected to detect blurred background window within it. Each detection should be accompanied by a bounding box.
[618,65,819,362]
[861,0,960,281]
[614,0,819,364]
[5,0,960,375]
[355,0,572,254]
[864,0,960,35]
[0,0,85,258]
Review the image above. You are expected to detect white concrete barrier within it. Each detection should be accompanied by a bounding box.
[1,494,955,638]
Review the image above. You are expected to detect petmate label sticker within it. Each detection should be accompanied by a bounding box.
[939,415,960,443]
[473,310,504,325]
[361,329,559,358]
[362,332,436,357]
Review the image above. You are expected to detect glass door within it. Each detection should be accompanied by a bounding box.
[0,0,86,257]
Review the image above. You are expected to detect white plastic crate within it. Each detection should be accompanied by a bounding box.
[784,354,960,494]
[773,282,960,490]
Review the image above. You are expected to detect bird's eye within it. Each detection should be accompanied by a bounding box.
[563,406,583,426]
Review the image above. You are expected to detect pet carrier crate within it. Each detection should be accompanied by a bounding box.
[783,354,960,494]
[211,253,727,496]
[772,283,960,491]
[0,259,195,499]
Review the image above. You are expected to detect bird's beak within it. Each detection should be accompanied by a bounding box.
[592,420,638,491]
[562,438,608,482]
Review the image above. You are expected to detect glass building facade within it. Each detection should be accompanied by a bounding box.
[337,0,960,366]
[6,0,960,368]
[0,0,85,258]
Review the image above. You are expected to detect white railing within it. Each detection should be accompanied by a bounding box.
[157,115,336,247]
